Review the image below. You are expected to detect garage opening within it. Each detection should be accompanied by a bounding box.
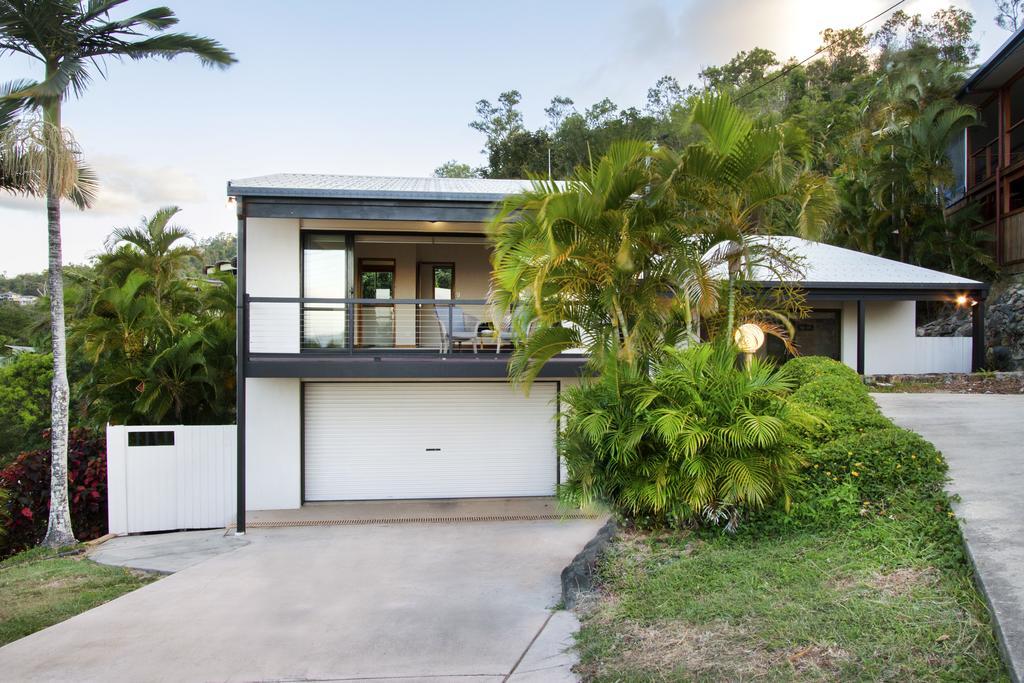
[303,382,559,501]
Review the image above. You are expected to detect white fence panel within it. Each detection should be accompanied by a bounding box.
[911,337,972,374]
[107,425,236,535]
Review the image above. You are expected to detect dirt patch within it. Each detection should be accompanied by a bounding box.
[868,372,1024,394]
[829,566,938,599]
[578,618,850,681]
[786,644,852,675]
[868,567,939,597]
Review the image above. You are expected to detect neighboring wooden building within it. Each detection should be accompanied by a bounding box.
[951,26,1024,273]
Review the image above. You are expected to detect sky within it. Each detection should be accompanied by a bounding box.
[0,0,1012,275]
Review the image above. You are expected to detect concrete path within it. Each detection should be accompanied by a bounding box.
[0,518,602,681]
[90,528,248,573]
[874,393,1024,683]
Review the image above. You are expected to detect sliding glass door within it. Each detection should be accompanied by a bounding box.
[302,233,349,349]
[357,259,395,347]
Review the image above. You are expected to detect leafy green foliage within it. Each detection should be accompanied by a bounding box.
[576,356,1004,680]
[0,429,106,558]
[457,7,988,279]
[755,356,952,532]
[783,355,862,386]
[790,375,891,442]
[0,301,41,348]
[559,344,817,528]
[490,140,704,383]
[0,353,51,466]
[196,232,236,269]
[803,427,947,508]
[72,207,235,426]
[490,97,834,384]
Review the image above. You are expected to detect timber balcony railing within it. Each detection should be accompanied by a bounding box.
[245,296,524,356]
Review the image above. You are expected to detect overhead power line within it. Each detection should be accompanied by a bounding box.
[735,0,907,103]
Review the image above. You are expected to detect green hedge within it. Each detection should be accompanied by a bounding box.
[790,375,891,442]
[783,355,862,387]
[754,356,952,531]
[803,427,946,503]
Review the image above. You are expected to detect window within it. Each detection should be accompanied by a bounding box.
[969,99,999,185]
[1008,175,1024,213]
[945,130,966,204]
[302,233,348,349]
[128,431,174,447]
[1010,77,1024,166]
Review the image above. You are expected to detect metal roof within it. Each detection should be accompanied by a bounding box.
[740,236,984,289]
[958,24,1024,103]
[227,173,538,202]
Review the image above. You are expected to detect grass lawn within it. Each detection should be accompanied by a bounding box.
[576,511,1007,682]
[0,546,157,647]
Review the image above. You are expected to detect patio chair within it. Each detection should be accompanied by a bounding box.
[492,315,516,354]
[433,305,478,353]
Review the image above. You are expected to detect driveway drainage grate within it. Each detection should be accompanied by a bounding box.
[229,512,599,529]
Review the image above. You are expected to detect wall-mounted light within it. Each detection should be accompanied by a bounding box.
[955,294,977,307]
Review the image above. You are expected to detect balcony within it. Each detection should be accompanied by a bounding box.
[243,296,586,378]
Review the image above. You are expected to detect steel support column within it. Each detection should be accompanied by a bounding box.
[235,202,247,535]
[856,300,866,376]
[972,293,987,372]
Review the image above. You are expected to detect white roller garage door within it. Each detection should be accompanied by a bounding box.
[304,382,558,500]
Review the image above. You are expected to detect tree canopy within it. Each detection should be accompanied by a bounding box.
[454,5,991,279]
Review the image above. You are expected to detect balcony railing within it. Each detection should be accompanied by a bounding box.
[245,296,520,356]
[969,140,999,187]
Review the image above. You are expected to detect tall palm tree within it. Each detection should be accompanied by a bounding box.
[489,140,704,386]
[0,0,234,547]
[100,205,201,304]
[654,93,836,335]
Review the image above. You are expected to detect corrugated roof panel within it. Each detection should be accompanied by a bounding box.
[729,236,983,287]
[227,173,538,202]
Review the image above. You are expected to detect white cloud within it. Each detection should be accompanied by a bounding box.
[0,155,206,216]
[573,0,998,105]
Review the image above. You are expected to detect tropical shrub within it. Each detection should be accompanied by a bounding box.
[790,375,890,442]
[559,344,819,529]
[0,353,52,466]
[783,355,862,387]
[805,427,947,503]
[0,429,106,557]
[72,208,236,426]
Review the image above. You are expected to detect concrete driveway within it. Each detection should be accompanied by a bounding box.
[0,517,604,682]
[874,393,1024,682]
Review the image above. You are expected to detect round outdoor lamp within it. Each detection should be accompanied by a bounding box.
[734,323,765,354]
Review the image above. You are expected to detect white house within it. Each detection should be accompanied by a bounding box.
[203,174,985,532]
[0,291,39,306]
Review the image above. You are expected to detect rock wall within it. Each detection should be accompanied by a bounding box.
[918,283,1024,371]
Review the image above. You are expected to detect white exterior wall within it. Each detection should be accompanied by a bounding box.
[863,300,918,375]
[246,377,301,510]
[247,218,300,353]
[819,300,971,375]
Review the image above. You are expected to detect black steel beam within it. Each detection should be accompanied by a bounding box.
[245,355,588,379]
[972,295,987,372]
[235,204,247,534]
[856,300,866,376]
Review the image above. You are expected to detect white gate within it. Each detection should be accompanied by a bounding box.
[106,425,236,534]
